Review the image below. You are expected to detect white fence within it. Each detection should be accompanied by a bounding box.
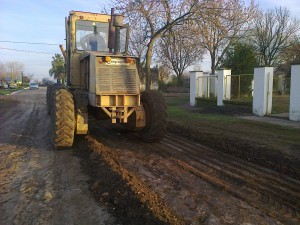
[196,74,218,98]
[190,66,300,121]
[189,69,231,106]
[189,71,218,106]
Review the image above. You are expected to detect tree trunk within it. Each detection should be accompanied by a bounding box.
[177,73,182,87]
[211,55,216,75]
[145,40,155,91]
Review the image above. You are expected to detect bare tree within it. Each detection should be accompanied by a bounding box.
[0,62,6,81]
[252,7,300,66]
[275,36,300,76]
[196,0,257,75]
[114,0,198,90]
[6,61,24,82]
[26,73,35,82]
[158,65,171,83]
[158,26,204,86]
[127,21,149,83]
[22,75,31,84]
[281,37,300,64]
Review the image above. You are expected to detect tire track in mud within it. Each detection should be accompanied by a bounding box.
[159,134,300,224]
[1,98,54,224]
[1,90,119,225]
[88,123,299,224]
[0,98,52,224]
[84,136,185,225]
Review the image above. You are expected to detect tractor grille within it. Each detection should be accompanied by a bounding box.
[96,66,139,94]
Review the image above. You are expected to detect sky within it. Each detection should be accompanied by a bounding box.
[0,0,111,81]
[0,0,300,81]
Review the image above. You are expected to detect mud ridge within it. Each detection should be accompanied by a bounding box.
[74,136,185,225]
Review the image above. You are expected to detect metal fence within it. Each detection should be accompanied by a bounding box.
[273,75,291,95]
[225,74,254,100]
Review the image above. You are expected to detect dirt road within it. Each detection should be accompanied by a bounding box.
[1,88,299,225]
[0,88,118,225]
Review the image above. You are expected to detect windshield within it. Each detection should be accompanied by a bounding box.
[76,20,109,51]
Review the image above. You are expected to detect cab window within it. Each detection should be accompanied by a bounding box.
[76,20,109,51]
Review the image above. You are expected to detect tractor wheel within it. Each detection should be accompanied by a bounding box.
[46,83,62,115]
[139,90,167,142]
[50,89,75,148]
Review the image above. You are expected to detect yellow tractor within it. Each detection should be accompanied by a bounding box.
[47,9,167,148]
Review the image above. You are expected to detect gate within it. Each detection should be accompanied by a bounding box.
[272,74,291,114]
[225,74,254,100]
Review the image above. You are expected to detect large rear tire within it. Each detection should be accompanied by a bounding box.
[139,90,167,142]
[50,89,75,148]
[47,83,62,115]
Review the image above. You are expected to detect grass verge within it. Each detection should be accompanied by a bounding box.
[0,87,23,95]
[165,93,299,150]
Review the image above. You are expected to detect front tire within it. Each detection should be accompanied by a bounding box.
[139,91,167,142]
[50,89,75,148]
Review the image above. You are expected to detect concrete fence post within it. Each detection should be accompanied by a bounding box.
[253,67,273,116]
[289,65,300,121]
[189,71,203,106]
[217,69,231,106]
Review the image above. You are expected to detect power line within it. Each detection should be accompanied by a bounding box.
[0,40,60,46]
[0,47,56,55]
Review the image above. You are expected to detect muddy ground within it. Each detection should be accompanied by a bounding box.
[0,88,119,225]
[0,88,299,225]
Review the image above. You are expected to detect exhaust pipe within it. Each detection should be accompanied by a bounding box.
[112,14,124,55]
[108,8,115,53]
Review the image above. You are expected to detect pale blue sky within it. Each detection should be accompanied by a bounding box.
[0,0,111,80]
[0,0,299,81]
